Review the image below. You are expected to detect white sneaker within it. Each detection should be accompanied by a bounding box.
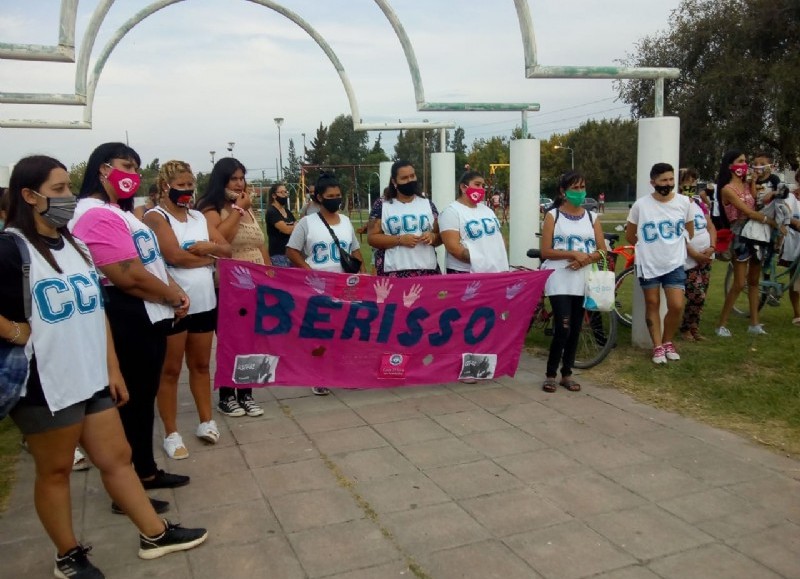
[747,324,768,335]
[163,432,189,459]
[663,342,680,361]
[715,326,732,337]
[196,420,220,444]
[652,346,667,364]
[72,448,91,471]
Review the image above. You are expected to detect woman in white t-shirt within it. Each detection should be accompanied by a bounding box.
[539,171,606,392]
[439,170,509,273]
[143,161,231,459]
[287,173,365,395]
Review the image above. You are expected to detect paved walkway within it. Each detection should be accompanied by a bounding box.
[2,352,799,578]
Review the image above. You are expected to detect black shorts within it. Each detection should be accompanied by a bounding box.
[10,387,115,435]
[167,308,217,335]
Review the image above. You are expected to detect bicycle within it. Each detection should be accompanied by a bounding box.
[724,244,800,316]
[602,233,637,328]
[521,247,618,369]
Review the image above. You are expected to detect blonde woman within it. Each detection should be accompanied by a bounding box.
[143,161,231,459]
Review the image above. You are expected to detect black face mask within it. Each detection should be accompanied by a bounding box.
[320,197,342,213]
[168,188,194,207]
[396,180,419,197]
[654,185,673,196]
[276,196,288,206]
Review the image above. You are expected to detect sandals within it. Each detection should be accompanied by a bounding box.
[542,377,558,393]
[560,377,581,392]
[793,317,800,327]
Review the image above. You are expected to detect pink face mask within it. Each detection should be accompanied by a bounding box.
[730,163,749,179]
[465,186,486,204]
[104,164,141,199]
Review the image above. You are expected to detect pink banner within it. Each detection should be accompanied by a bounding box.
[214,259,551,389]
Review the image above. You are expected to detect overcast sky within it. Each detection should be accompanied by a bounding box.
[0,0,682,179]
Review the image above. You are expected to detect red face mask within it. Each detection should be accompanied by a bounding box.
[730,163,749,179]
[465,186,486,204]
[104,164,141,199]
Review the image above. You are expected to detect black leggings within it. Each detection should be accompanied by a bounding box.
[546,294,585,378]
[105,287,168,479]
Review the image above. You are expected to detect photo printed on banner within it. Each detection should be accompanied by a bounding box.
[232,354,279,384]
[459,353,497,380]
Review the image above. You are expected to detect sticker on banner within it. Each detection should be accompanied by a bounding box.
[232,354,279,384]
[459,353,497,380]
[378,353,410,379]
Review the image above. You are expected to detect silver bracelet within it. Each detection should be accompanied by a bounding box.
[7,321,22,344]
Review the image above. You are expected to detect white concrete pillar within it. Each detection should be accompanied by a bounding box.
[509,139,540,268]
[379,161,392,197]
[632,116,681,348]
[431,152,455,272]
[0,166,10,188]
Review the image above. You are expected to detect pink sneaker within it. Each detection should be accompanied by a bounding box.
[652,346,667,364]
[663,342,680,361]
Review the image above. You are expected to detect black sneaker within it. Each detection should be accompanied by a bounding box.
[217,396,246,417]
[311,387,331,396]
[54,544,104,579]
[111,497,170,515]
[138,520,208,560]
[141,469,190,490]
[238,394,264,417]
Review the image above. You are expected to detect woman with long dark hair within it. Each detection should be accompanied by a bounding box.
[367,160,441,277]
[265,182,296,267]
[2,155,206,577]
[70,142,191,493]
[197,157,269,417]
[715,149,777,336]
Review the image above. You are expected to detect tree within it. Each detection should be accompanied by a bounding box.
[467,136,511,191]
[69,161,87,193]
[617,0,800,173]
[327,114,369,166]
[283,139,302,187]
[450,127,468,180]
[305,123,329,167]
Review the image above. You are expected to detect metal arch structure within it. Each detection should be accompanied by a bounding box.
[0,0,678,131]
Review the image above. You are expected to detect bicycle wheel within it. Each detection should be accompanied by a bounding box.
[614,266,635,327]
[574,308,618,369]
[724,262,753,317]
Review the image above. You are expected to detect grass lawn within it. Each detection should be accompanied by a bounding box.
[0,419,21,512]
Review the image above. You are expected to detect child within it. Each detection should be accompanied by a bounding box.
[625,163,694,364]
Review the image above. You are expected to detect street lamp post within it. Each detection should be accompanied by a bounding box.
[301,132,306,161]
[209,150,216,167]
[274,117,284,181]
[554,145,574,170]
[227,142,235,154]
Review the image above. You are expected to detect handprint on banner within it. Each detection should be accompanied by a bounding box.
[505,280,526,300]
[461,280,482,301]
[305,273,327,295]
[403,284,423,308]
[231,265,255,289]
[373,278,394,303]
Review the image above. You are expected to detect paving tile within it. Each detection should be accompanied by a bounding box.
[495,448,588,483]
[538,390,616,418]
[433,409,511,436]
[732,522,800,579]
[0,537,61,578]
[409,392,481,415]
[602,461,708,501]
[372,416,452,446]
[325,561,413,579]
[459,386,536,409]
[309,425,389,456]
[669,451,771,486]
[392,385,451,399]
[189,536,305,579]
[293,407,367,434]
[516,414,600,446]
[352,399,426,423]
[573,409,663,439]
[425,459,523,499]
[696,505,791,540]
[535,472,647,518]
[726,475,800,523]
[460,487,572,536]
[270,386,315,400]
[505,520,636,579]
[165,443,249,478]
[418,540,541,579]
[334,388,402,408]
[240,434,317,467]
[252,458,335,497]
[288,519,400,577]
[228,416,303,444]
[658,488,750,524]
[649,543,784,579]
[559,437,651,470]
[495,401,562,426]
[183,500,281,545]
[397,437,484,469]
[618,427,708,458]
[461,427,547,458]
[593,566,663,579]
[383,502,490,554]
[356,471,450,514]
[271,487,364,532]
[335,446,418,483]
[279,393,349,415]
[107,557,193,579]
[175,470,263,512]
[586,504,714,560]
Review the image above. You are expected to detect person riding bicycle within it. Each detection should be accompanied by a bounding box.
[539,170,607,392]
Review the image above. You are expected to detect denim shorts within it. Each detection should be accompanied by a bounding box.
[639,266,687,290]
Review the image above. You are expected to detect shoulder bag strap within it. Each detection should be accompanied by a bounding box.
[318,212,343,248]
[6,232,32,319]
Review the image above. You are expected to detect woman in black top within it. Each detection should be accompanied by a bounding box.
[265,182,296,267]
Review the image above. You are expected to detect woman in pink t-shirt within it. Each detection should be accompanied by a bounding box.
[715,149,778,337]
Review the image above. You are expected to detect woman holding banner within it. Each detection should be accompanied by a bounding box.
[198,157,269,418]
[367,160,441,276]
[539,170,606,392]
[286,173,365,395]
[439,170,509,273]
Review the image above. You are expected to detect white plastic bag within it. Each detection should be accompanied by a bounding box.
[584,259,615,312]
